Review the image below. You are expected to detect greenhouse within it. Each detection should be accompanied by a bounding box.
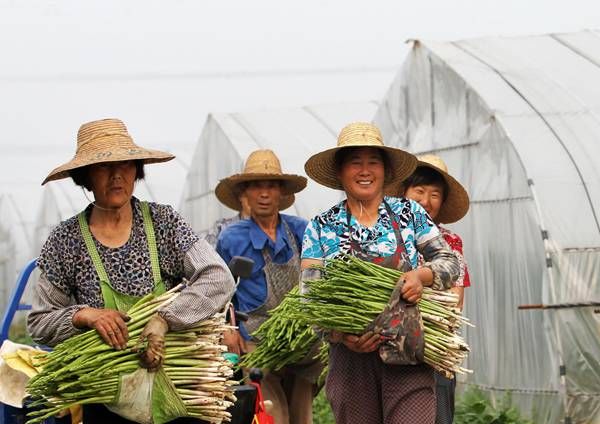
[374,30,600,423]
[180,101,379,232]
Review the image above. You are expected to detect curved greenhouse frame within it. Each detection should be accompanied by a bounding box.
[374,30,600,423]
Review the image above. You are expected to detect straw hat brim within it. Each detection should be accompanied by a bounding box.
[304,145,417,190]
[416,161,470,224]
[215,173,306,211]
[42,145,174,185]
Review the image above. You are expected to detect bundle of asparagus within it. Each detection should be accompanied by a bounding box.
[26,286,237,424]
[296,256,472,378]
[241,286,319,371]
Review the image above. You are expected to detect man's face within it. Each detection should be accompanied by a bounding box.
[244,180,282,218]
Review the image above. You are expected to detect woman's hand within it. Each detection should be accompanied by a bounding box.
[331,330,381,353]
[73,307,130,350]
[222,329,245,356]
[399,270,424,303]
[137,314,169,371]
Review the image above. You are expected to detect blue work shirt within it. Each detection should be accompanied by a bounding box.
[216,213,308,340]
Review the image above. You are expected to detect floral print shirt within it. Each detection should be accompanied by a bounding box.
[301,196,440,269]
[439,226,471,287]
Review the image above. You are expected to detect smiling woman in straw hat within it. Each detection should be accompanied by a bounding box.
[300,122,459,424]
[27,118,235,423]
[402,154,471,424]
[402,154,471,304]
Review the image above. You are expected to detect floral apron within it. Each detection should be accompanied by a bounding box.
[346,200,425,365]
[325,200,434,424]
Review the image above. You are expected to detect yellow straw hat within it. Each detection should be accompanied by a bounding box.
[412,154,470,224]
[42,118,174,185]
[304,122,417,190]
[215,149,307,211]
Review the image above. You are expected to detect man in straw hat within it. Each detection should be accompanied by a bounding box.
[201,187,294,248]
[215,149,314,424]
[28,118,235,423]
[301,122,459,423]
[402,154,471,424]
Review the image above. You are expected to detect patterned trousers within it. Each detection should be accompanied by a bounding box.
[325,344,435,424]
[434,371,456,424]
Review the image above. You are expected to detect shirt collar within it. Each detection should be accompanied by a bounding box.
[249,215,291,255]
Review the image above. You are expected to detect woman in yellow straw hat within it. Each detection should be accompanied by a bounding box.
[27,118,235,423]
[402,154,471,424]
[301,122,459,423]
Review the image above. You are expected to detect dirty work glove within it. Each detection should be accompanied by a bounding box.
[137,313,169,372]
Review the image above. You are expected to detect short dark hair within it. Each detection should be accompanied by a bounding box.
[334,147,394,183]
[402,166,448,200]
[70,160,145,191]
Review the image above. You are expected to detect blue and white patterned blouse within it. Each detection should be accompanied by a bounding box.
[301,196,439,269]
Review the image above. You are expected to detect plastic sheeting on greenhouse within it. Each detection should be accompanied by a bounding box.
[180,101,379,233]
[374,30,600,423]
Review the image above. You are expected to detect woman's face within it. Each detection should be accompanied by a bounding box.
[404,183,444,221]
[338,147,386,202]
[88,160,137,209]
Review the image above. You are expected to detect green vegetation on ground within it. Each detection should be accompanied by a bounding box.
[312,385,534,424]
[455,387,534,424]
[312,390,334,424]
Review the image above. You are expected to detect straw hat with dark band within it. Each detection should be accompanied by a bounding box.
[304,122,417,190]
[42,118,175,185]
[215,149,307,211]
[414,154,470,224]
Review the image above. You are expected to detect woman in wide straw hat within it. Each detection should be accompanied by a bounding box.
[301,122,459,423]
[402,154,471,305]
[28,118,235,423]
[401,154,471,424]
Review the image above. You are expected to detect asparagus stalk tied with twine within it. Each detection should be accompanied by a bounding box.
[243,256,472,379]
[26,286,237,424]
[241,286,320,371]
[297,256,472,378]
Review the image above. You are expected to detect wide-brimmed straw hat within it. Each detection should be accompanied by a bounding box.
[304,122,417,190]
[414,154,470,224]
[215,149,307,211]
[42,118,174,185]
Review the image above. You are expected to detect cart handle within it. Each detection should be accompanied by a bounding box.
[1,258,38,344]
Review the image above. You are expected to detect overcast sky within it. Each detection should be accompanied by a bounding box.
[1,0,599,226]
[2,0,599,147]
